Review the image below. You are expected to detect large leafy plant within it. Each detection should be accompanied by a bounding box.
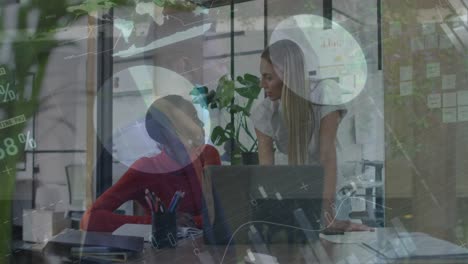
[0,0,83,262]
[190,73,261,153]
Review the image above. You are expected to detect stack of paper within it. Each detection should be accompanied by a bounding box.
[362,232,468,260]
[320,231,377,244]
[112,224,203,241]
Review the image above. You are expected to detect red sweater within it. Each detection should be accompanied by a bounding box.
[80,145,220,232]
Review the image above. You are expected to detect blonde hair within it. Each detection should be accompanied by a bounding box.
[262,40,315,165]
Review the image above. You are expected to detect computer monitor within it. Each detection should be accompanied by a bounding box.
[202,165,324,245]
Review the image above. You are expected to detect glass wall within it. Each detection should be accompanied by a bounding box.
[1,0,467,263]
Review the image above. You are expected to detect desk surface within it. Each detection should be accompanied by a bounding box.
[127,237,371,264]
[34,228,468,264]
[125,229,468,264]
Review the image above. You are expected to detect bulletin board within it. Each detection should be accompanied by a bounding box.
[383,0,468,239]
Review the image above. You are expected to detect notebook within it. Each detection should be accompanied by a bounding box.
[70,246,135,262]
[43,229,144,260]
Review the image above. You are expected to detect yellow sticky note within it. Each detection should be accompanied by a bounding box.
[389,22,402,37]
[426,63,440,78]
[442,108,457,123]
[400,66,413,81]
[458,106,468,122]
[443,92,457,107]
[457,91,468,106]
[427,93,441,109]
[400,82,413,96]
[442,75,456,90]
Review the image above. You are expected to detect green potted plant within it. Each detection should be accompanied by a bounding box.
[190,73,261,164]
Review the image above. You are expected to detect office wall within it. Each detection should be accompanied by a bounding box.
[14,0,385,224]
[11,16,90,225]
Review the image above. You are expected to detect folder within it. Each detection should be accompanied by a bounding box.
[43,229,144,260]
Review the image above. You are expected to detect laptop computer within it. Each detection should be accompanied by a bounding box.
[202,165,324,245]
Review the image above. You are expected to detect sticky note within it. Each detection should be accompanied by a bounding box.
[443,92,457,107]
[411,38,424,52]
[458,106,468,122]
[457,91,468,105]
[389,22,402,37]
[427,93,441,108]
[425,35,438,49]
[400,66,413,81]
[426,63,440,78]
[442,108,457,123]
[422,23,436,35]
[442,75,456,90]
[400,82,413,96]
[439,34,452,49]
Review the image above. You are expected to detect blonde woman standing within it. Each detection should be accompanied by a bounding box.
[251,39,371,232]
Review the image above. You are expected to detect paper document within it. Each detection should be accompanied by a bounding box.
[363,232,468,259]
[113,224,151,242]
[112,224,203,242]
[320,231,377,244]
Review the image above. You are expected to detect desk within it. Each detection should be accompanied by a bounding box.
[127,237,370,264]
[27,228,468,264]
[124,228,468,264]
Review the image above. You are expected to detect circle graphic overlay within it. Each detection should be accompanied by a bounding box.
[94,65,211,174]
[270,14,368,105]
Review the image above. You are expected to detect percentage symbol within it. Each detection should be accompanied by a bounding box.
[0,83,16,102]
[18,131,36,150]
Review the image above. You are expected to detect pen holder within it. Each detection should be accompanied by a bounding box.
[151,212,177,249]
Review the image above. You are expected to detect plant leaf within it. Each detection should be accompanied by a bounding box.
[237,75,246,85]
[211,126,229,146]
[244,73,260,84]
[216,75,235,108]
[229,105,244,114]
[236,73,261,99]
[235,86,261,99]
[153,0,165,6]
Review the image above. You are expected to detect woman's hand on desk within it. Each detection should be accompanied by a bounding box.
[325,220,375,233]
